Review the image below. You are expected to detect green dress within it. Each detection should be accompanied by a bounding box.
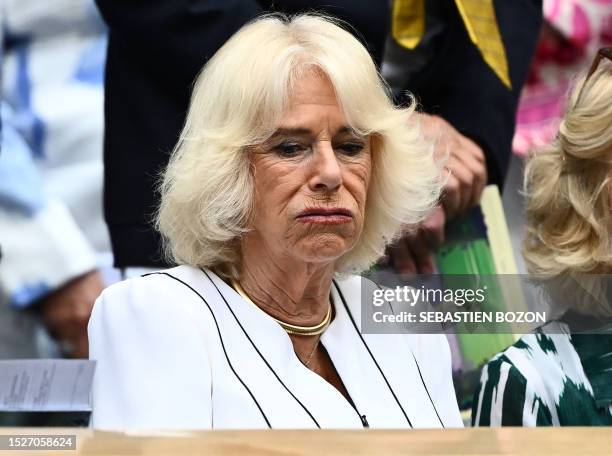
[471,321,612,426]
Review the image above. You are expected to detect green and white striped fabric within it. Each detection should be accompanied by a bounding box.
[471,321,612,426]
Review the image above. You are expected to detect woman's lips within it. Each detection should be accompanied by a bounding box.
[296,208,353,225]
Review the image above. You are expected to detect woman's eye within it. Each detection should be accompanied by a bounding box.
[274,142,305,157]
[339,142,365,156]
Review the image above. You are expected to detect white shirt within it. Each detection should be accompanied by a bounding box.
[89,265,462,429]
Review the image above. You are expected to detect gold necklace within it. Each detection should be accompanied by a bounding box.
[231,279,332,336]
[303,335,321,368]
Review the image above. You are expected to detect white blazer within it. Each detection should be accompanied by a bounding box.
[89,266,462,429]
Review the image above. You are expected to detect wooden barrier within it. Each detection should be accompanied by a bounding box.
[0,427,609,455]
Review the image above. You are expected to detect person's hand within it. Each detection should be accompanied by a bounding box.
[419,113,487,220]
[40,270,104,358]
[382,115,486,275]
[383,205,446,275]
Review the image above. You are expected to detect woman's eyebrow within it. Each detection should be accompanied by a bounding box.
[335,126,362,136]
[270,128,312,138]
[270,126,358,138]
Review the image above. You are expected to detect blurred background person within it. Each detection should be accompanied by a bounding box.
[472,50,612,426]
[504,0,612,276]
[382,0,543,274]
[0,0,116,359]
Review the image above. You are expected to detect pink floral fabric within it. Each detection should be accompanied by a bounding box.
[512,0,612,155]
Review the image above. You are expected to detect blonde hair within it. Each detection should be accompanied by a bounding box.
[523,62,612,315]
[156,14,440,279]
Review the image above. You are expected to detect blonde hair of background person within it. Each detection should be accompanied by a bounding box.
[523,61,612,316]
[156,13,441,280]
[471,55,612,429]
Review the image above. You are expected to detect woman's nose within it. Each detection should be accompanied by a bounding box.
[308,142,342,192]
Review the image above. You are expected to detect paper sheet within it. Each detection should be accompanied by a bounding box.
[0,360,95,411]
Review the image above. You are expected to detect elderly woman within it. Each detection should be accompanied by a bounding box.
[472,49,612,427]
[89,14,462,429]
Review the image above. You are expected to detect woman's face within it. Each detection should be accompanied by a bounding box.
[247,70,372,266]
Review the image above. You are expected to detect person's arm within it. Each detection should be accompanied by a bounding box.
[0,103,102,357]
[384,0,542,274]
[89,275,213,429]
[0,103,99,308]
[1,1,111,357]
